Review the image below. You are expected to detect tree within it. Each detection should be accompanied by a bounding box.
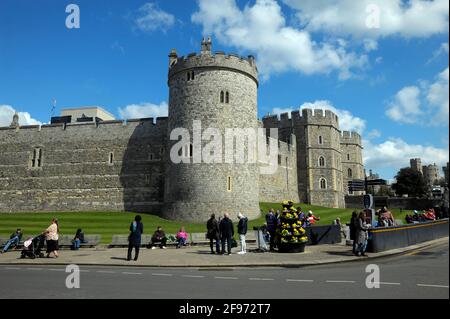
[392,167,427,198]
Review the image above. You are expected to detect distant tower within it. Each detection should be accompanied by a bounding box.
[10,112,19,128]
[163,38,260,222]
[341,131,364,195]
[423,163,440,186]
[410,158,423,174]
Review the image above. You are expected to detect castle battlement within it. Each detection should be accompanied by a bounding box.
[0,117,169,133]
[340,130,362,145]
[168,39,258,85]
[262,108,340,129]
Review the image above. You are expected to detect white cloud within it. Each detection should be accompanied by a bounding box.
[134,3,175,33]
[192,0,368,80]
[271,100,366,133]
[363,39,378,52]
[367,129,381,139]
[427,67,449,125]
[386,67,449,126]
[118,102,168,120]
[363,137,449,171]
[385,86,422,124]
[283,0,449,39]
[427,42,449,64]
[0,104,42,127]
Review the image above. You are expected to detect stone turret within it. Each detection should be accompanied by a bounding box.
[10,112,19,128]
[340,131,364,195]
[163,38,260,222]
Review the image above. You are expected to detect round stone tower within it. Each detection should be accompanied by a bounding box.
[162,38,261,222]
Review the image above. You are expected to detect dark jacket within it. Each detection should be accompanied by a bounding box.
[152,230,166,241]
[349,216,358,240]
[10,231,22,241]
[265,213,277,232]
[237,217,248,235]
[128,221,144,246]
[206,218,220,240]
[219,217,234,238]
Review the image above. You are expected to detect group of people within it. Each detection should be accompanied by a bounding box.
[206,213,248,255]
[1,218,61,258]
[405,208,437,224]
[126,215,190,261]
[375,206,395,227]
[264,207,320,251]
[349,211,371,256]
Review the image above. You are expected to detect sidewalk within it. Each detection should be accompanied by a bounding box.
[0,237,448,268]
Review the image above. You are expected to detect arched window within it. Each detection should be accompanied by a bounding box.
[220,91,225,103]
[225,91,230,104]
[187,72,191,81]
[318,136,323,145]
[348,168,353,178]
[320,178,327,190]
[318,156,325,167]
[191,71,195,80]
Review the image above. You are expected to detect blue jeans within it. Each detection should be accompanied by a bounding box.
[2,236,19,253]
[72,239,80,250]
[176,237,186,248]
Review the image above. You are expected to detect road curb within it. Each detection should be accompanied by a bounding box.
[1,237,447,269]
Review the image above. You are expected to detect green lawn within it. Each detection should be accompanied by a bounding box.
[0,203,411,244]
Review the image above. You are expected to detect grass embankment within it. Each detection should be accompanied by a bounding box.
[0,204,410,244]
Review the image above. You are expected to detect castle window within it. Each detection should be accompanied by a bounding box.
[318,156,325,167]
[220,91,225,103]
[227,176,232,192]
[31,147,42,168]
[108,152,114,165]
[348,168,353,178]
[225,91,230,104]
[278,155,282,165]
[320,178,327,190]
[145,174,151,186]
[150,153,154,161]
[191,71,195,80]
[187,72,191,81]
[347,154,350,161]
[318,136,323,145]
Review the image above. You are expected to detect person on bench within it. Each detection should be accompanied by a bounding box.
[150,226,167,249]
[1,228,23,254]
[176,226,188,249]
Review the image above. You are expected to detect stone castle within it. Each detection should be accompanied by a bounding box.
[0,38,364,221]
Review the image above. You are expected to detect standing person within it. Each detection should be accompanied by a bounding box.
[307,211,321,225]
[349,211,358,255]
[219,213,234,255]
[356,212,370,257]
[44,218,59,258]
[265,209,277,251]
[176,227,188,249]
[206,214,221,254]
[237,213,248,255]
[127,215,143,261]
[1,228,23,254]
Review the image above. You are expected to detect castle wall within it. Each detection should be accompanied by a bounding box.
[259,136,299,203]
[0,119,168,213]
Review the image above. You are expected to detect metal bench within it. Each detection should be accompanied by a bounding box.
[190,232,208,245]
[245,230,257,243]
[57,234,101,248]
[109,235,129,248]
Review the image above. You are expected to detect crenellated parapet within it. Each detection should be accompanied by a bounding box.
[168,39,258,86]
[340,130,362,146]
[262,108,340,129]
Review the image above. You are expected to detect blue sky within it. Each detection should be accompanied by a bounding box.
[0,0,448,180]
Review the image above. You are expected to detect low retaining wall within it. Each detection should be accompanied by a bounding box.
[306,224,341,245]
[367,219,449,252]
[345,195,442,210]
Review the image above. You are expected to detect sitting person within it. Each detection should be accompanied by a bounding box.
[71,228,86,250]
[307,211,320,225]
[423,209,436,221]
[405,214,414,224]
[379,206,394,226]
[1,228,23,254]
[176,227,188,249]
[150,226,167,249]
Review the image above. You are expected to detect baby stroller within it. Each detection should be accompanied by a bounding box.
[21,234,45,259]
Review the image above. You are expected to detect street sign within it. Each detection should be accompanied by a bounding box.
[366,179,387,186]
[348,180,365,191]
[363,194,373,209]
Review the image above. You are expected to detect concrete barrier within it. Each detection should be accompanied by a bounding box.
[306,224,341,245]
[367,219,449,252]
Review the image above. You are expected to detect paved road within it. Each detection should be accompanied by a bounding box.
[0,243,448,299]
